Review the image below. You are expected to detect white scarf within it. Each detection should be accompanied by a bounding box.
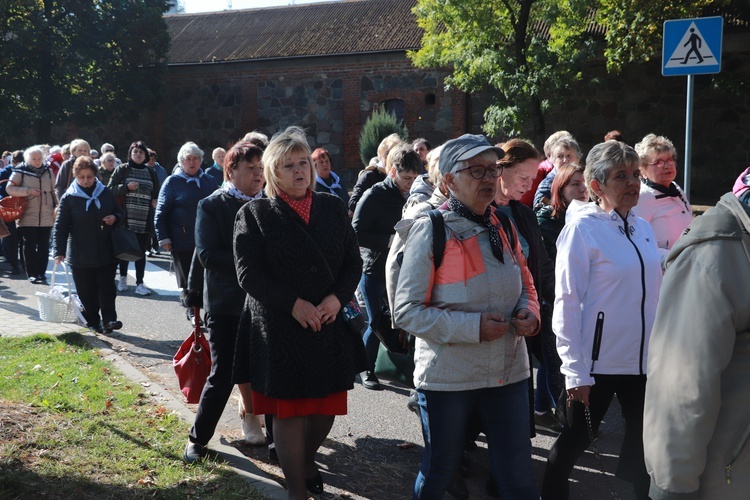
[65,179,105,211]
[316,170,342,193]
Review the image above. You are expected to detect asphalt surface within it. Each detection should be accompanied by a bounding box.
[0,254,639,499]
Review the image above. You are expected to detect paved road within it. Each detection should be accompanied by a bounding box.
[1,255,638,499]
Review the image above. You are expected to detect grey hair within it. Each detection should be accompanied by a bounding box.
[100,142,115,153]
[550,137,582,160]
[23,145,45,164]
[243,131,269,147]
[262,126,315,199]
[69,138,90,155]
[634,133,677,168]
[584,141,640,203]
[543,130,573,157]
[100,152,117,164]
[177,142,204,164]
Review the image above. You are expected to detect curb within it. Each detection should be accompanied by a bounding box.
[74,330,287,499]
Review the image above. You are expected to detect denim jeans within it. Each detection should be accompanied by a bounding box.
[359,273,386,371]
[414,380,538,499]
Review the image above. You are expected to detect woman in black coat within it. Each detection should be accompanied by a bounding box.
[183,141,267,463]
[233,126,363,499]
[53,156,123,333]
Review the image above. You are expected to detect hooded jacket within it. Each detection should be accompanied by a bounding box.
[392,209,539,391]
[553,201,662,389]
[644,192,750,500]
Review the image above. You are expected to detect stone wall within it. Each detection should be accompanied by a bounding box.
[41,39,749,203]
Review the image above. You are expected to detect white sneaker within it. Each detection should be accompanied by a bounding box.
[117,276,128,292]
[134,283,151,296]
[239,400,266,446]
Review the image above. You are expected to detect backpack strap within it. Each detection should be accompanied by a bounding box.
[427,209,446,270]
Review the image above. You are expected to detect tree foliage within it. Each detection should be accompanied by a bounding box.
[0,0,173,142]
[359,108,408,166]
[409,0,733,142]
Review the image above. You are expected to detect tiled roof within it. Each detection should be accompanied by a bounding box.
[166,0,422,65]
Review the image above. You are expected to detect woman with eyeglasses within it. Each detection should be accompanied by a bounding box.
[634,133,692,260]
[393,134,540,499]
[97,152,118,186]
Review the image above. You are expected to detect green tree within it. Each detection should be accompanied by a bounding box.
[409,0,723,144]
[0,0,173,142]
[359,108,408,166]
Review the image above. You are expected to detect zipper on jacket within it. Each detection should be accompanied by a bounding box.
[622,216,647,375]
[725,420,750,484]
[590,311,604,372]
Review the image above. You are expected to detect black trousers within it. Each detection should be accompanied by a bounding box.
[119,232,151,284]
[189,314,240,446]
[542,374,650,500]
[71,262,119,328]
[18,226,51,278]
[171,249,193,289]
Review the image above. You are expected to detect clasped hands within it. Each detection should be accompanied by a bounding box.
[292,294,341,332]
[479,308,538,342]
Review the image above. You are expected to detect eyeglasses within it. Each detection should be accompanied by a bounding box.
[647,159,676,168]
[455,164,503,179]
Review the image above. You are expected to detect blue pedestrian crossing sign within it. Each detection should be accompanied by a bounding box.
[663,16,723,76]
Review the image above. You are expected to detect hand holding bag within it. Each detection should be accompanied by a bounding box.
[173,307,212,404]
[112,226,143,262]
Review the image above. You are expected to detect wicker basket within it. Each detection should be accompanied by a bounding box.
[35,263,81,324]
[0,196,28,223]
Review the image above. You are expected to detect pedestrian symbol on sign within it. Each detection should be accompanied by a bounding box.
[665,22,716,69]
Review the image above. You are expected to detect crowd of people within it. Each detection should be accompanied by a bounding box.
[1,125,749,500]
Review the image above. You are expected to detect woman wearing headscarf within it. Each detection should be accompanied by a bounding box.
[6,145,57,284]
[233,126,364,499]
[183,141,267,463]
[155,142,218,314]
[53,156,123,333]
[108,141,159,296]
[542,141,662,500]
[634,133,692,260]
[393,134,540,499]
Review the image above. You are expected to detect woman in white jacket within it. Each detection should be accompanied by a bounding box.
[541,141,662,500]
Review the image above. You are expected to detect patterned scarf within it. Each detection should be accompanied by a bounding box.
[66,178,105,211]
[643,178,682,199]
[447,195,504,263]
[222,181,262,202]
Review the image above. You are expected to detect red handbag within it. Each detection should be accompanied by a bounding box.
[173,307,212,404]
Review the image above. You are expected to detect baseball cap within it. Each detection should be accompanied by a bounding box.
[438,134,504,176]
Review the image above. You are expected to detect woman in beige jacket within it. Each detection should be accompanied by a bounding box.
[6,145,57,283]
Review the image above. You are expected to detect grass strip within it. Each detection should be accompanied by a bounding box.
[0,332,263,499]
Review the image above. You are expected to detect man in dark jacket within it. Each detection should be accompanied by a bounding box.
[352,144,422,389]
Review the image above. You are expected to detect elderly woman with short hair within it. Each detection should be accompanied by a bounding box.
[6,145,57,283]
[311,147,348,204]
[155,142,218,307]
[233,126,364,499]
[55,138,91,201]
[542,141,662,500]
[393,134,540,499]
[97,152,118,186]
[634,133,692,257]
[53,156,123,333]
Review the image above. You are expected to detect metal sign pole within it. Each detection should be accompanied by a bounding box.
[684,74,694,200]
